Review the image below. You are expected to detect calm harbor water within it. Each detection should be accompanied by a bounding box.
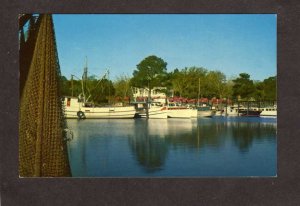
[66,117,276,177]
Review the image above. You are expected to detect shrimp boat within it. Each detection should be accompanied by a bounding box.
[63,60,136,119]
[63,96,136,119]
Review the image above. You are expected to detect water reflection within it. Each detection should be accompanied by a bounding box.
[230,121,276,153]
[129,120,168,173]
[67,117,276,177]
[128,119,195,172]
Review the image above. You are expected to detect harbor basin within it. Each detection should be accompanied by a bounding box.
[67,116,276,177]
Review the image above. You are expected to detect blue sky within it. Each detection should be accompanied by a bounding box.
[53,14,276,81]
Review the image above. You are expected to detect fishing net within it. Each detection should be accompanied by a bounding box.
[19,14,71,177]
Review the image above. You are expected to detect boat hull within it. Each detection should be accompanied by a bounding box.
[64,97,136,119]
[198,110,213,117]
[260,111,277,117]
[167,108,193,118]
[139,107,168,119]
[65,106,136,119]
[239,110,261,117]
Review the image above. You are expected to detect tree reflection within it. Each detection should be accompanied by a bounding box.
[230,121,276,152]
[128,118,277,171]
[128,120,169,173]
[68,118,276,176]
[166,119,227,150]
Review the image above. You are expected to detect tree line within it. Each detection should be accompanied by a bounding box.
[60,55,276,104]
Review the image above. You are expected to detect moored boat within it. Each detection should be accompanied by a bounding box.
[259,106,277,117]
[134,102,168,119]
[167,103,194,118]
[224,105,240,116]
[197,104,213,117]
[238,109,261,117]
[223,105,261,117]
[64,96,136,119]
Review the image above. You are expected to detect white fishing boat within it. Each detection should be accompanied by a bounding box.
[167,103,195,118]
[135,102,168,119]
[63,59,135,119]
[259,106,277,117]
[64,96,136,119]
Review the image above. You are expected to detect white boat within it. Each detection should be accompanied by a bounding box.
[223,105,240,116]
[64,96,136,119]
[136,102,168,119]
[259,106,277,117]
[197,104,213,117]
[190,109,198,118]
[64,59,136,119]
[167,103,195,118]
[224,105,262,117]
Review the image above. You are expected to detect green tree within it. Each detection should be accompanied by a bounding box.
[114,74,132,104]
[232,73,255,100]
[171,67,190,97]
[90,78,115,105]
[253,80,264,100]
[223,79,234,99]
[131,55,168,97]
[262,76,276,100]
[60,75,71,96]
[206,70,227,98]
[171,67,207,98]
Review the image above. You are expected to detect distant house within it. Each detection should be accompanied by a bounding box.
[132,87,167,104]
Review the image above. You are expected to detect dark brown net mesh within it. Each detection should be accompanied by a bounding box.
[19,14,71,177]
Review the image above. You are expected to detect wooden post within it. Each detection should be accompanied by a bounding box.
[146,81,150,119]
[238,101,240,116]
[247,101,249,116]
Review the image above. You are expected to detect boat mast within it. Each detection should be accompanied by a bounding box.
[197,77,200,106]
[108,69,110,105]
[81,56,88,103]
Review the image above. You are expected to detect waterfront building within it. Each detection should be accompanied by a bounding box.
[132,87,167,104]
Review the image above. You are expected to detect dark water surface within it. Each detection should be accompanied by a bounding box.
[67,117,276,177]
